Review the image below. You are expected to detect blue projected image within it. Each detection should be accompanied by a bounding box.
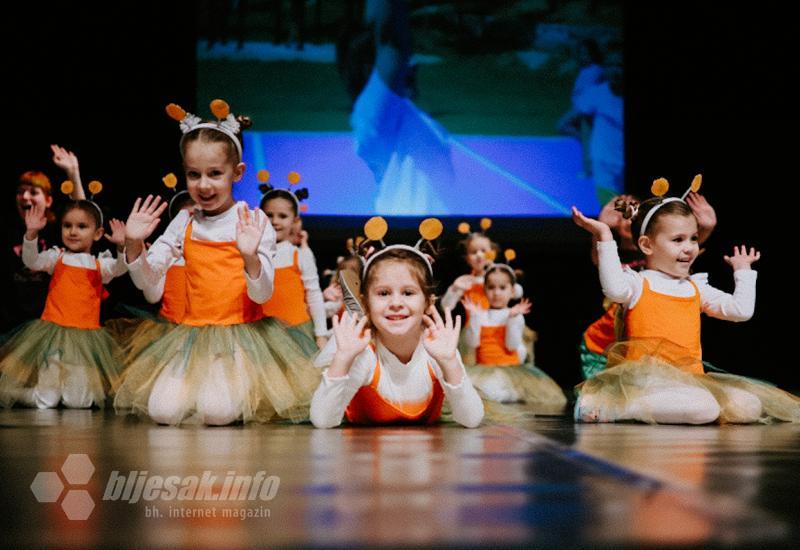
[199,1,624,217]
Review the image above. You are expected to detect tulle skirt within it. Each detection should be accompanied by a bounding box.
[467,363,567,411]
[113,318,320,425]
[285,319,319,357]
[575,339,800,424]
[0,319,122,408]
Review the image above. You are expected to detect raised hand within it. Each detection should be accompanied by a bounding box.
[105,219,127,249]
[323,282,343,302]
[724,245,761,271]
[50,144,80,175]
[461,296,480,314]
[332,312,371,361]
[572,206,613,241]
[235,204,266,258]
[24,204,48,238]
[422,305,461,364]
[453,274,474,292]
[126,195,167,242]
[509,297,532,317]
[686,192,717,242]
[598,194,633,230]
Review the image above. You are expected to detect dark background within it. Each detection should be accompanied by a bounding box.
[4,1,793,391]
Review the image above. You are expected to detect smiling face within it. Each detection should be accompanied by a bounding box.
[365,259,430,342]
[16,184,53,221]
[485,269,515,309]
[263,196,297,243]
[183,140,243,216]
[640,214,699,278]
[61,206,103,253]
[465,234,493,274]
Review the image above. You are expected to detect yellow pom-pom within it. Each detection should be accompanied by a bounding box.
[480,217,492,230]
[364,216,388,241]
[504,249,517,262]
[651,177,669,197]
[690,174,702,193]
[257,169,270,183]
[88,181,103,195]
[485,249,497,262]
[457,222,470,234]
[419,218,443,241]
[166,103,186,121]
[287,171,301,185]
[60,180,75,195]
[162,173,178,189]
[210,99,230,119]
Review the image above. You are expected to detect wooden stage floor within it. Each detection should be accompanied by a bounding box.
[1,407,798,548]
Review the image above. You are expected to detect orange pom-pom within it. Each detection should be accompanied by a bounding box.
[485,249,497,262]
[364,216,388,242]
[480,217,492,230]
[651,178,669,197]
[162,173,178,189]
[88,181,103,195]
[257,169,270,183]
[457,222,470,234]
[60,180,75,195]
[419,218,443,241]
[210,99,230,119]
[690,174,702,193]
[166,103,186,121]
[504,249,517,262]
[300,204,309,213]
[287,171,301,185]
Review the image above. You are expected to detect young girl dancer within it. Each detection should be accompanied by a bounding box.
[310,218,484,428]
[114,100,319,425]
[0,196,127,408]
[572,178,799,424]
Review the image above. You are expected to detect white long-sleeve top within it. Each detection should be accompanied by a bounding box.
[441,275,484,311]
[597,240,757,321]
[463,308,527,363]
[274,240,327,336]
[23,237,127,283]
[127,203,276,305]
[310,339,484,429]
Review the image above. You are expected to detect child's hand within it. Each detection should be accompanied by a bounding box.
[50,144,80,175]
[724,245,761,271]
[299,229,309,249]
[453,274,474,292]
[686,192,717,240]
[105,219,126,249]
[24,204,47,238]
[235,205,266,258]
[126,195,167,242]
[316,335,329,350]
[598,195,633,230]
[572,206,613,241]
[332,312,371,360]
[461,296,479,314]
[509,297,532,317]
[323,282,343,302]
[422,305,461,364]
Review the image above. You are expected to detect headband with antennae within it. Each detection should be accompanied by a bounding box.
[257,169,310,213]
[361,217,443,276]
[639,174,702,236]
[61,180,104,225]
[166,99,243,161]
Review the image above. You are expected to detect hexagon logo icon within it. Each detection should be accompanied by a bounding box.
[31,453,96,520]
